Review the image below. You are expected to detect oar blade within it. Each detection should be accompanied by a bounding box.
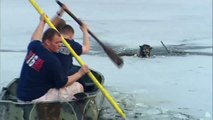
[102,44,124,67]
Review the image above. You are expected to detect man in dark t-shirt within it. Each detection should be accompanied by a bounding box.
[17,15,89,102]
[51,6,91,89]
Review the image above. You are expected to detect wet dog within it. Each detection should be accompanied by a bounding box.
[138,44,152,57]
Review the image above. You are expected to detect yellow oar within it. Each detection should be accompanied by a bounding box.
[29,0,126,119]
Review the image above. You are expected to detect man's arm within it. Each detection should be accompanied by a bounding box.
[81,23,91,54]
[31,15,46,41]
[65,65,89,87]
[51,8,65,27]
[51,5,68,28]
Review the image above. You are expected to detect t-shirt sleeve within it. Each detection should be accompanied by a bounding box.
[50,59,68,89]
[27,41,42,51]
[70,40,82,55]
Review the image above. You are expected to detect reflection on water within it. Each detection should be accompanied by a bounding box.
[99,88,199,120]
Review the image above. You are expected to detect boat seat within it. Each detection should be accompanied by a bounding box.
[74,92,87,100]
[84,82,98,93]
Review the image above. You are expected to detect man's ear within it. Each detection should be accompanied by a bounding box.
[70,34,74,39]
[45,39,51,46]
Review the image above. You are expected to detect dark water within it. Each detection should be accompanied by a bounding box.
[88,41,212,57]
[1,42,212,57]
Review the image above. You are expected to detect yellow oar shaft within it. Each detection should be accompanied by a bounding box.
[29,0,126,119]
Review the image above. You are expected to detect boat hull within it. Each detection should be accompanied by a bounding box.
[0,69,105,120]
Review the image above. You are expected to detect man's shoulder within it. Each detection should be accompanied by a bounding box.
[28,41,42,49]
[68,39,78,44]
[69,40,82,47]
[30,40,42,45]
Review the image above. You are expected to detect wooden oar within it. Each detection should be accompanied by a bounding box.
[56,0,124,68]
[28,0,126,119]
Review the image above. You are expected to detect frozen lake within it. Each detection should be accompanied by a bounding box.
[0,0,212,119]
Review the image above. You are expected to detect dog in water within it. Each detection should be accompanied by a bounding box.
[138,44,152,57]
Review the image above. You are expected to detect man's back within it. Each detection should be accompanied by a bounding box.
[55,39,82,74]
[17,41,67,101]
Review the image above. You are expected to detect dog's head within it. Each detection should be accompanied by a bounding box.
[139,44,152,57]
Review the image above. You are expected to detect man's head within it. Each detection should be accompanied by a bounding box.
[42,28,62,53]
[55,18,66,31]
[59,25,75,39]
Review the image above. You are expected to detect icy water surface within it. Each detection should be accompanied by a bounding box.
[99,89,199,120]
[1,0,212,120]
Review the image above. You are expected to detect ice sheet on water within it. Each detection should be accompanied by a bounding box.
[98,88,202,120]
[1,0,212,120]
